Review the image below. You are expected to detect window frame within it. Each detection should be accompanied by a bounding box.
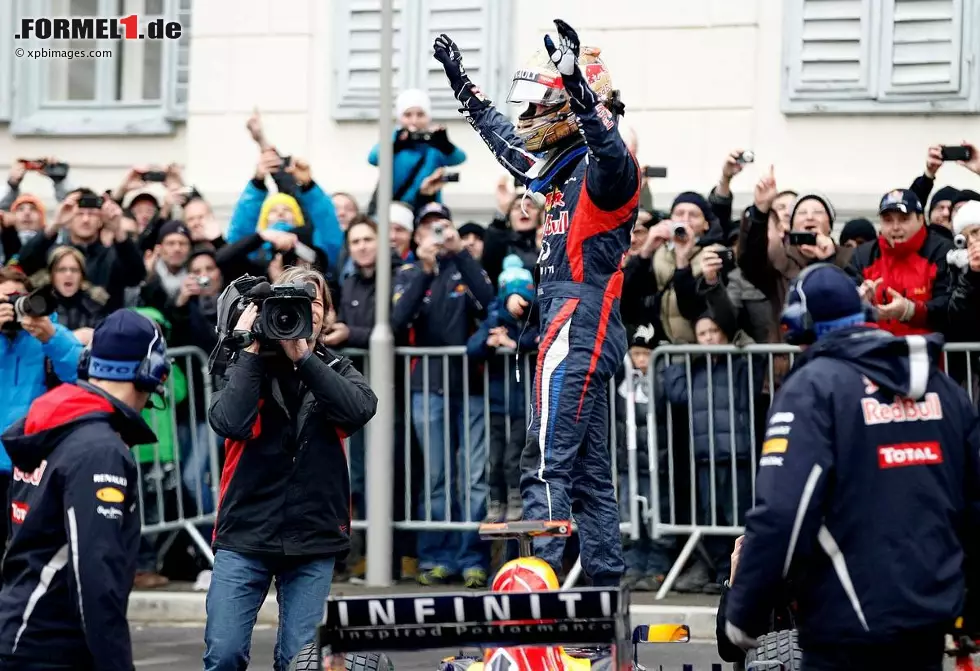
[331,0,513,122]
[781,0,980,115]
[7,0,189,136]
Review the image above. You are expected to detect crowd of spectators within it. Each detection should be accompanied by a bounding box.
[2,86,980,594]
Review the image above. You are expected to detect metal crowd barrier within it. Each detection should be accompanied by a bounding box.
[342,346,640,542]
[136,346,220,567]
[135,340,980,581]
[642,342,980,600]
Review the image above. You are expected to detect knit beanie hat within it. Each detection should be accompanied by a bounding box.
[790,192,836,227]
[953,200,980,242]
[929,185,960,218]
[800,265,864,337]
[839,218,876,246]
[670,192,712,222]
[396,89,431,118]
[10,194,46,229]
[88,309,163,381]
[258,193,305,232]
[497,254,535,303]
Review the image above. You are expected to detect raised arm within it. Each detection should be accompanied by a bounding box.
[433,34,538,184]
[544,19,638,211]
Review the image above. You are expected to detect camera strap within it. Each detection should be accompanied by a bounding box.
[367,152,429,216]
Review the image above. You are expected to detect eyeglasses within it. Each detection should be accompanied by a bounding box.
[53,266,82,275]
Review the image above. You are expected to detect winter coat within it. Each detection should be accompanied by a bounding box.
[662,330,763,461]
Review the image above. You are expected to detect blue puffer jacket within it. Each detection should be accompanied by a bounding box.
[368,132,466,208]
[663,336,763,461]
[0,314,83,472]
[226,180,343,267]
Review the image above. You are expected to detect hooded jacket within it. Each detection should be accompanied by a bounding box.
[725,327,980,648]
[0,382,155,671]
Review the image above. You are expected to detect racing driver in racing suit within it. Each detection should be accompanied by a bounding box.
[434,19,639,585]
[724,263,980,670]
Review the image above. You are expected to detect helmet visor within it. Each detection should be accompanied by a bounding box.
[506,77,567,106]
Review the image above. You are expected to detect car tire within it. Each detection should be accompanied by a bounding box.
[288,643,393,671]
[743,629,802,671]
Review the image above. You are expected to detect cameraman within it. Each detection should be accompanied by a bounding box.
[204,267,378,671]
[0,267,83,549]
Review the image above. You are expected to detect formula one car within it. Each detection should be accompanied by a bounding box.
[289,521,691,671]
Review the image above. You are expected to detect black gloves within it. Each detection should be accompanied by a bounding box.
[433,34,488,112]
[543,19,597,112]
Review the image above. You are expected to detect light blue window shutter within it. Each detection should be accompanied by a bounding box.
[879,0,966,96]
[0,1,12,121]
[332,0,411,121]
[166,0,192,120]
[416,0,505,119]
[784,0,876,101]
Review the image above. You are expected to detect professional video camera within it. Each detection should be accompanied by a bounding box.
[208,275,316,374]
[1,287,56,334]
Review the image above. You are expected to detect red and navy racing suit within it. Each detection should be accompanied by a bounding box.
[461,74,640,584]
[725,327,980,669]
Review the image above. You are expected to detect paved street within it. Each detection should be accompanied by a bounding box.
[132,623,728,669]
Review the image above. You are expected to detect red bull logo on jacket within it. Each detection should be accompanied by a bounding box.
[861,392,942,425]
[543,211,569,236]
[13,460,47,487]
[544,188,565,212]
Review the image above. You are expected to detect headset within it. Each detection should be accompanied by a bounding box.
[77,315,172,396]
[780,263,872,345]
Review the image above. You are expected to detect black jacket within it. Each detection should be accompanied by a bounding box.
[726,327,980,647]
[391,250,494,394]
[0,382,155,671]
[19,233,145,311]
[52,290,108,331]
[208,346,377,557]
[481,216,539,285]
[338,254,402,351]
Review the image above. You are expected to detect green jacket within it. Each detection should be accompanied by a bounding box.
[128,306,188,464]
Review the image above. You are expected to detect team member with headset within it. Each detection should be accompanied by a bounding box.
[723,264,980,670]
[0,309,170,671]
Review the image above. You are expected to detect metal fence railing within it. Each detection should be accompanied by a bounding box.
[133,341,980,585]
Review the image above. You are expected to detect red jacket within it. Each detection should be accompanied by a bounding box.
[845,225,952,337]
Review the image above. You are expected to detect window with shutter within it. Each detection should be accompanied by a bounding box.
[332,0,511,121]
[880,0,963,95]
[786,0,875,96]
[167,0,192,120]
[332,0,411,120]
[783,0,980,113]
[8,0,191,135]
[0,1,12,122]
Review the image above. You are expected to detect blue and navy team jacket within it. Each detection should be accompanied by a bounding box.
[726,326,980,647]
[0,382,154,671]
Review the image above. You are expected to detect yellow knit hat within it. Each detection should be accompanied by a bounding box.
[258,193,305,230]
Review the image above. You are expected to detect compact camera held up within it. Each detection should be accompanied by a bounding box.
[209,275,317,374]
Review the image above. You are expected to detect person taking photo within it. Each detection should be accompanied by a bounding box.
[204,267,377,671]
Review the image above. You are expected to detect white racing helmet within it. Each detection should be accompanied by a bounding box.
[507,46,615,152]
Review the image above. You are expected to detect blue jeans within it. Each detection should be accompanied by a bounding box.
[179,422,216,515]
[204,549,335,671]
[412,392,489,573]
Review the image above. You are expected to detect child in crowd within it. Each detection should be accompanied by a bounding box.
[468,255,538,523]
[616,324,677,590]
[663,283,763,593]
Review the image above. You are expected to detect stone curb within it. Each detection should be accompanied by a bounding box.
[128,592,719,641]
